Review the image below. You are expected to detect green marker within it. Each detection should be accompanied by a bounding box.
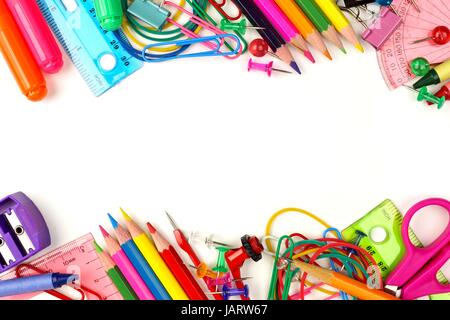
[94,241,137,300]
[294,0,346,53]
[94,0,124,31]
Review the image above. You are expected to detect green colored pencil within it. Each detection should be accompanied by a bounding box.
[94,241,138,300]
[294,0,346,52]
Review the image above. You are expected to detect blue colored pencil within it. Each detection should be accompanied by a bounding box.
[108,213,171,300]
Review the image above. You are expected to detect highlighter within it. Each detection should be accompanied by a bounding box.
[6,0,63,74]
[0,0,47,101]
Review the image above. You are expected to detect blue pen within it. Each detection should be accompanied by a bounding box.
[0,273,78,297]
[108,214,171,300]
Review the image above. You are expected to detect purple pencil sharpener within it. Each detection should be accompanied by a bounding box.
[0,192,50,273]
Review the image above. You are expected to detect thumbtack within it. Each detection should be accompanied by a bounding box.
[248,59,292,77]
[189,231,231,249]
[375,0,400,16]
[208,284,250,300]
[212,246,229,273]
[249,38,279,59]
[188,262,221,278]
[220,19,264,35]
[405,86,446,109]
[205,273,252,287]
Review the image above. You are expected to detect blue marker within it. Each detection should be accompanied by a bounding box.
[0,273,78,297]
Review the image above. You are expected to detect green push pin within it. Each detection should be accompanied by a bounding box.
[406,86,446,109]
[410,57,430,77]
[212,246,229,273]
[220,19,264,35]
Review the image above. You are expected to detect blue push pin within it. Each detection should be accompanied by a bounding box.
[375,0,400,15]
[221,284,249,300]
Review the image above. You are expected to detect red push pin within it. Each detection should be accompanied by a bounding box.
[225,235,263,300]
[412,26,450,45]
[247,59,292,77]
[427,83,450,106]
[249,38,279,59]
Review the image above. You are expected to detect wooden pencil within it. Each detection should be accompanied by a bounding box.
[121,208,189,300]
[273,0,332,60]
[99,225,155,300]
[293,260,400,300]
[147,222,208,300]
[94,240,138,300]
[252,0,315,63]
[232,0,302,74]
[108,214,171,300]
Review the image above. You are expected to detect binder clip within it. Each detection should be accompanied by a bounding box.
[343,0,375,8]
[362,7,402,50]
[127,0,171,30]
[0,192,50,272]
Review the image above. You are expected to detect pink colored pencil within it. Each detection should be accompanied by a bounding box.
[252,0,315,63]
[99,225,155,300]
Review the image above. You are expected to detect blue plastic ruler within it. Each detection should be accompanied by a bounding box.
[37,0,143,96]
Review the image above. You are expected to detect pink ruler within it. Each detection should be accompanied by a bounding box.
[377,0,450,90]
[0,233,123,300]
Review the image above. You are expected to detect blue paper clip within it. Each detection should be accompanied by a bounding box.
[141,34,241,62]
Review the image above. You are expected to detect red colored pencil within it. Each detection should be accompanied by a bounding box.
[146,223,208,300]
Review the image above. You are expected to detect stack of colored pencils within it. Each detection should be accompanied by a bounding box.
[95,209,227,300]
[233,0,364,73]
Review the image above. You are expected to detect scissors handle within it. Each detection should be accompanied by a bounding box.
[386,198,450,288]
[402,243,450,300]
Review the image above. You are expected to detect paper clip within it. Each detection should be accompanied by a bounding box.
[207,0,242,21]
[186,0,248,53]
[162,1,242,59]
[142,34,241,61]
[15,264,104,300]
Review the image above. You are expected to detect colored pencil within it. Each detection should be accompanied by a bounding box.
[165,212,223,300]
[99,225,155,300]
[94,240,138,300]
[294,0,345,53]
[252,0,315,63]
[108,214,171,300]
[273,0,331,60]
[121,208,189,300]
[232,0,302,74]
[293,260,399,300]
[147,222,208,300]
[315,0,364,52]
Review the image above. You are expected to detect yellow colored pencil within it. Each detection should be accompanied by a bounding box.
[314,0,364,52]
[294,260,399,300]
[121,208,189,300]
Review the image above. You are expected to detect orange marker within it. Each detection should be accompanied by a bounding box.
[0,0,47,101]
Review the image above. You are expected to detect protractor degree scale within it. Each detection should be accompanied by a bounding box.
[377,0,450,90]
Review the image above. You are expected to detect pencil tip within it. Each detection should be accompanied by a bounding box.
[324,50,333,60]
[120,208,131,221]
[93,240,102,252]
[99,225,109,237]
[289,61,302,75]
[304,51,315,63]
[146,222,156,233]
[355,43,364,53]
[107,213,119,229]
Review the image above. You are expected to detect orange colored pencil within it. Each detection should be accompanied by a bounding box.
[273,0,331,60]
[294,260,400,300]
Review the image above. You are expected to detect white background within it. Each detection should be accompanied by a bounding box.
[0,15,449,299]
